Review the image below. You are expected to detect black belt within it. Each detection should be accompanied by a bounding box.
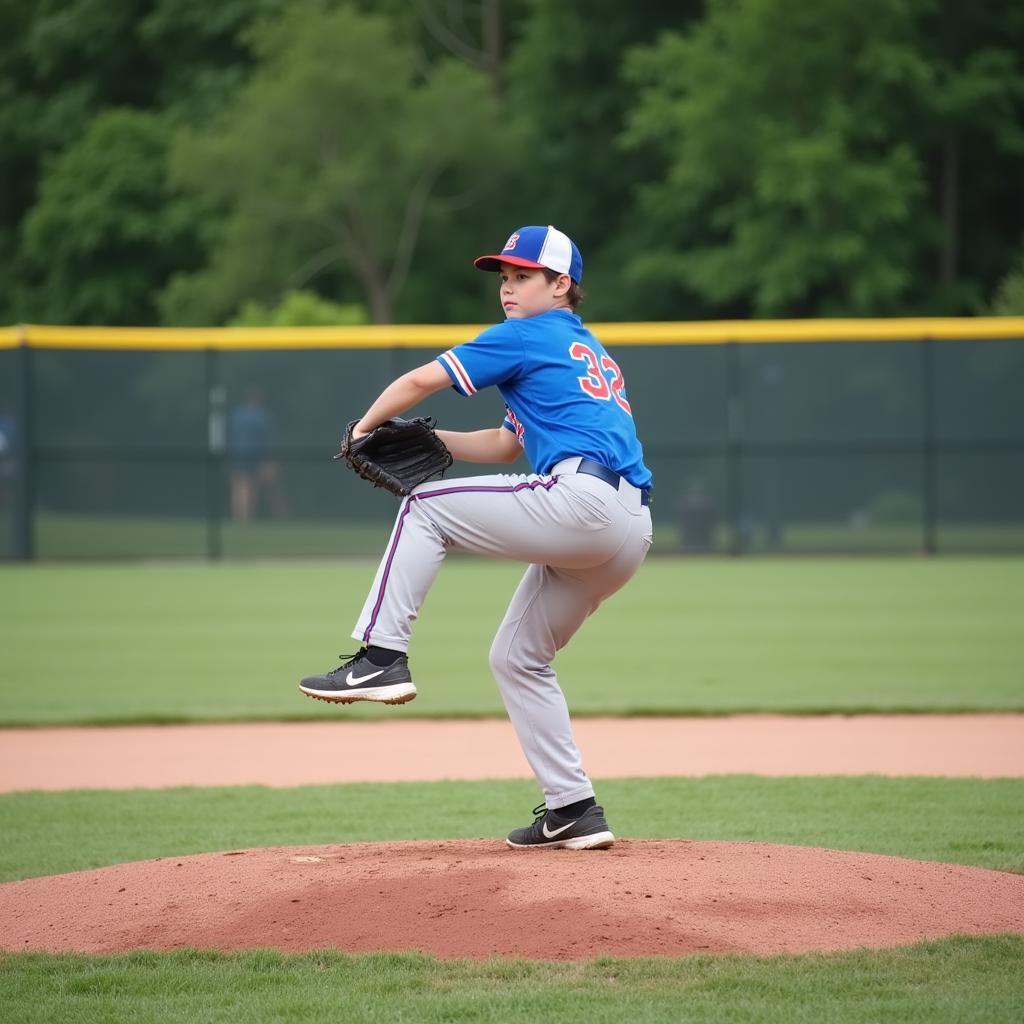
[576,458,651,506]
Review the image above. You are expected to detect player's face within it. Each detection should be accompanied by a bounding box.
[497,263,570,319]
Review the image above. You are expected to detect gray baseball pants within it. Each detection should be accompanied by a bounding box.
[352,456,653,809]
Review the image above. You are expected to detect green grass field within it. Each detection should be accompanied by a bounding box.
[1,558,1022,724]
[2,557,1022,1021]
[2,776,1022,882]
[3,938,1020,1024]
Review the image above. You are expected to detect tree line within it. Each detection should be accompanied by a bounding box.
[3,0,1023,327]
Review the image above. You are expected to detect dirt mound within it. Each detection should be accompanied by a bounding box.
[3,840,1022,959]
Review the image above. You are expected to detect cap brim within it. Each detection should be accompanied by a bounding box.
[474,254,546,272]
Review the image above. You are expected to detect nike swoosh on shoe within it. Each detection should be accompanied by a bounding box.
[346,669,385,686]
[541,820,575,839]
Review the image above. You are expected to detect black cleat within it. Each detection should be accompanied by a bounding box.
[506,803,615,850]
[299,649,416,705]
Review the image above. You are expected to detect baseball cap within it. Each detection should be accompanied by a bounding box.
[474,225,583,283]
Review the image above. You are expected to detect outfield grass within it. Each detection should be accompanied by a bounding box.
[1,776,1021,882]
[3,937,1023,1024]
[1,558,1022,724]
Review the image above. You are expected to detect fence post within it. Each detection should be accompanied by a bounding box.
[205,347,224,560]
[921,339,937,555]
[725,340,743,555]
[12,329,34,561]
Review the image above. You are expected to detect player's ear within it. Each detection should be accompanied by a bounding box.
[553,274,571,297]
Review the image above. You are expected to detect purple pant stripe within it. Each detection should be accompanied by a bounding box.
[361,477,559,643]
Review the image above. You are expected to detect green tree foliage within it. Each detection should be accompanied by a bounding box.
[20,0,157,133]
[138,0,286,123]
[161,2,513,325]
[623,0,931,317]
[621,0,1024,317]
[0,0,286,324]
[20,109,199,324]
[502,2,703,320]
[229,290,368,327]
[920,1,1024,308]
[3,1,1024,326]
[990,252,1024,315]
[0,0,154,319]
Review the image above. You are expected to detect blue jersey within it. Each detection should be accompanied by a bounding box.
[437,308,653,489]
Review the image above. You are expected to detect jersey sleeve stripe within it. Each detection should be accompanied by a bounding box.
[439,350,476,395]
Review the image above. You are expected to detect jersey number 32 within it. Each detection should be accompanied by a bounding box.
[569,342,633,415]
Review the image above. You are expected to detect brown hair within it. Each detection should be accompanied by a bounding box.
[541,268,584,311]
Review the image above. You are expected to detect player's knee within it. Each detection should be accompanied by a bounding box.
[490,631,537,681]
[491,632,551,684]
[488,633,512,681]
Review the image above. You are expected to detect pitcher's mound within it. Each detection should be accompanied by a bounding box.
[3,840,1022,959]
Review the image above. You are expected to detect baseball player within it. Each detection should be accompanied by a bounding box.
[301,225,653,849]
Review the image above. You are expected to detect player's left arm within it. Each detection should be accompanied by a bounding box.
[354,361,451,438]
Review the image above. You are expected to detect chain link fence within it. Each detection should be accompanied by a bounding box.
[1,320,1022,559]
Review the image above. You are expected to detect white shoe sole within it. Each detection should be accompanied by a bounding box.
[299,682,417,705]
[506,830,615,851]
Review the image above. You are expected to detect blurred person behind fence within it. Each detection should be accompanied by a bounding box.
[227,386,287,522]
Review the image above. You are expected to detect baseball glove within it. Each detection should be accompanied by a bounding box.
[334,416,453,497]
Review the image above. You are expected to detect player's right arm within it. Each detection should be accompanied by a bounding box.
[435,425,521,464]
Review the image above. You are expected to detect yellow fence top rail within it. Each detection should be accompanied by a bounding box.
[2,317,1023,350]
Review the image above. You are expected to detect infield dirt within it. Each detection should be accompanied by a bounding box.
[2,714,1023,791]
